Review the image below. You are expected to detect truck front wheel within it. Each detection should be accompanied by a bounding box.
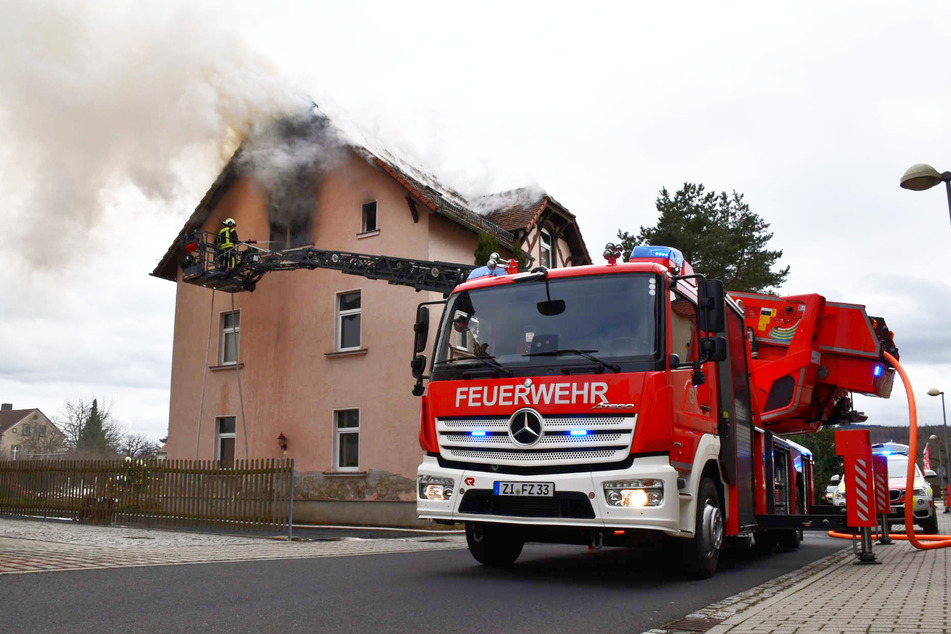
[682,478,723,579]
[465,522,524,568]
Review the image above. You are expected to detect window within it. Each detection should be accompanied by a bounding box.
[336,291,362,351]
[39,425,46,437]
[216,416,236,467]
[540,229,553,269]
[361,201,378,233]
[11,446,20,460]
[220,311,240,365]
[334,409,360,471]
[21,424,30,436]
[670,292,699,363]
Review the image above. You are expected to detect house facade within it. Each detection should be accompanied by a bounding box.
[0,404,67,460]
[152,114,591,525]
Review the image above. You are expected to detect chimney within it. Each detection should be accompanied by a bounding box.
[1,403,11,411]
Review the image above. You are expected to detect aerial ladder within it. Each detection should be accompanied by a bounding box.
[179,231,484,296]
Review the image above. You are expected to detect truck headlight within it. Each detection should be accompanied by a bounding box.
[603,479,663,507]
[418,475,454,501]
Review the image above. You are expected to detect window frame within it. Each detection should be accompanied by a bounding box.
[219,310,241,366]
[332,408,360,472]
[215,415,237,466]
[11,445,20,460]
[361,201,379,234]
[540,228,554,269]
[21,424,30,437]
[335,289,363,352]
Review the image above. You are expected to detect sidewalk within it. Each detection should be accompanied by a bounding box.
[649,508,951,634]
[0,516,465,575]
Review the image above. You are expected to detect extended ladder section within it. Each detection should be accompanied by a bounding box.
[179,231,476,296]
[730,292,899,434]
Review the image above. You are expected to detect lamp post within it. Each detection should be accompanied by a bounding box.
[926,388,951,513]
[900,163,951,228]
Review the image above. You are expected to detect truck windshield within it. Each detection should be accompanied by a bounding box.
[432,273,660,378]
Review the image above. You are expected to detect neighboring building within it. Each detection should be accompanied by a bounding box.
[0,404,67,460]
[151,111,591,525]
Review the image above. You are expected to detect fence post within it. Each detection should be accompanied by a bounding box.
[287,459,295,541]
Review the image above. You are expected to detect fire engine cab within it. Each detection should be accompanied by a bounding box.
[413,245,896,577]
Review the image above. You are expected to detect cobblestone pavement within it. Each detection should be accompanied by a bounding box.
[0,517,465,575]
[646,509,951,634]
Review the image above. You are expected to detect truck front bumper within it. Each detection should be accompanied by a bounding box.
[416,454,684,535]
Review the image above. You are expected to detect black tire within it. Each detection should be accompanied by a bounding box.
[682,478,723,579]
[776,529,801,550]
[920,513,939,535]
[465,523,524,568]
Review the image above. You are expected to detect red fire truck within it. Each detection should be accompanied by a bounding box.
[179,234,897,578]
[412,245,896,577]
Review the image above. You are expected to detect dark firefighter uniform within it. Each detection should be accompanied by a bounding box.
[216,221,239,271]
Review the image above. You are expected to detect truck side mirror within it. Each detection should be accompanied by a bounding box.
[411,354,427,379]
[697,278,726,334]
[413,306,430,354]
[700,335,727,362]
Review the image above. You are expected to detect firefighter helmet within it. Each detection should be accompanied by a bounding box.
[222,218,236,227]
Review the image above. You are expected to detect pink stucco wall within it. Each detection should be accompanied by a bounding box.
[164,152,468,501]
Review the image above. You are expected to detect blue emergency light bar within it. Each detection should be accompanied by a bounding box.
[873,364,884,377]
[569,429,588,436]
[467,265,507,281]
[470,430,487,437]
[629,245,685,268]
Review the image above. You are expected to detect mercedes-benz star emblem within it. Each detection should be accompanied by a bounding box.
[508,408,544,447]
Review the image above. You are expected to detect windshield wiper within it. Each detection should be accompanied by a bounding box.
[443,355,513,376]
[524,349,621,373]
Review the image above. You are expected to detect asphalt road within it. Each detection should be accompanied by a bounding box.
[3,534,844,634]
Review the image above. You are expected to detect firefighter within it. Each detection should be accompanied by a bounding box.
[216,218,239,271]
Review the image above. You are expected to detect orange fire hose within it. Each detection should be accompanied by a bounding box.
[828,351,951,548]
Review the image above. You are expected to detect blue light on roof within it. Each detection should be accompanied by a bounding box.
[873,364,883,377]
[880,450,892,456]
[629,245,685,267]
[466,265,507,281]
[569,429,588,436]
[470,430,487,437]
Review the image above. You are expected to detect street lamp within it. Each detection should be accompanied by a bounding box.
[900,163,951,228]
[926,388,951,513]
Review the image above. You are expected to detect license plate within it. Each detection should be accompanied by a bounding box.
[494,481,555,497]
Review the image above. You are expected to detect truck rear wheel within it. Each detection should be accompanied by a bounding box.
[682,478,723,579]
[776,529,801,550]
[465,522,524,568]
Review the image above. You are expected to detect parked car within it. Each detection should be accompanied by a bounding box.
[824,474,841,504]
[833,444,938,534]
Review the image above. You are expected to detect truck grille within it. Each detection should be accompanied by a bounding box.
[436,414,635,467]
[459,490,596,519]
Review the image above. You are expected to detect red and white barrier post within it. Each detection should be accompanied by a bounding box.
[835,429,881,564]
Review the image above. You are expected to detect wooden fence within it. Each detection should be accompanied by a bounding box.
[0,459,294,533]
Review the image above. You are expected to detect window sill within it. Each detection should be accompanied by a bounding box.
[325,349,368,358]
[209,363,244,371]
[356,230,380,239]
[322,471,366,477]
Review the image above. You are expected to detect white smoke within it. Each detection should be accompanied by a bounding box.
[0,1,309,267]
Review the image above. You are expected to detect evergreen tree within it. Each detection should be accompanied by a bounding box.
[617,183,790,293]
[474,233,500,267]
[77,398,110,455]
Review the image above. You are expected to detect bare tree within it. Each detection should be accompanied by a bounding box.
[54,397,124,457]
[118,433,160,459]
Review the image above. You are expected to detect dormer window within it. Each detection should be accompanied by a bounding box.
[540,229,553,269]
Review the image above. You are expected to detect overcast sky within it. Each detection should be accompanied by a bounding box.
[2,1,951,441]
